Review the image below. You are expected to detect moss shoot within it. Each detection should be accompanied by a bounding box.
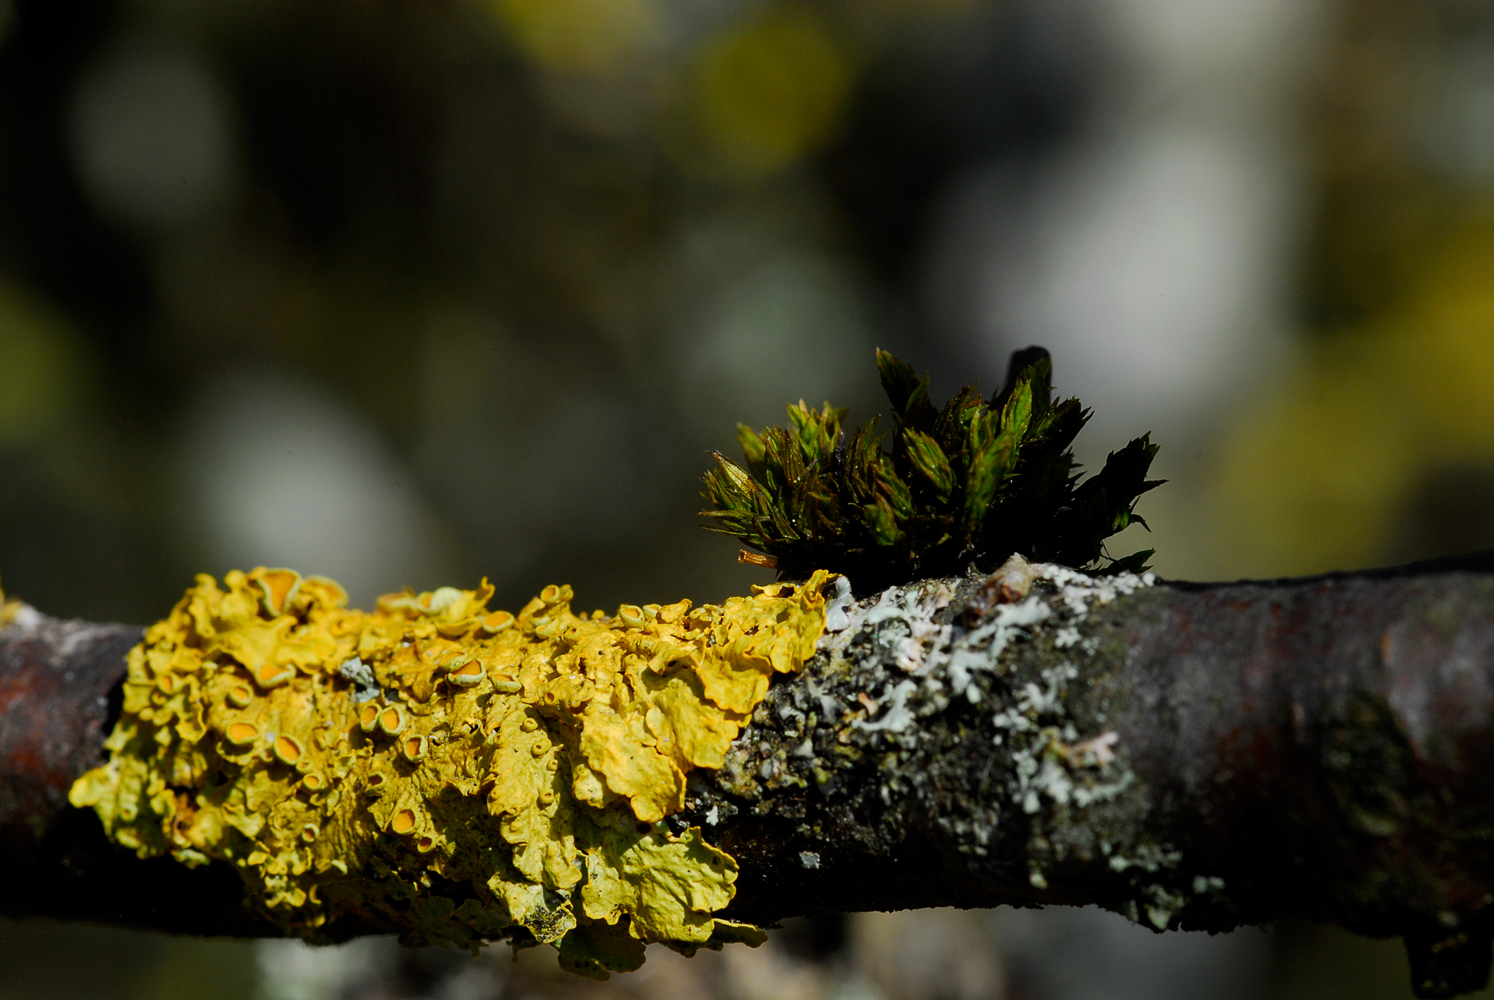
[702,348,1162,592]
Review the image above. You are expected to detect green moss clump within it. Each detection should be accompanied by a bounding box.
[701,348,1162,591]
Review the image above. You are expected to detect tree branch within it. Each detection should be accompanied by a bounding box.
[8,556,1494,997]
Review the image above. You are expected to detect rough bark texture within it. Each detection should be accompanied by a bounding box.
[8,555,1494,996]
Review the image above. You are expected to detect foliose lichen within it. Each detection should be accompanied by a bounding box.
[698,557,1229,935]
[0,580,18,630]
[69,566,833,977]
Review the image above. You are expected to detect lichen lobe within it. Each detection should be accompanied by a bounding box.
[695,559,1228,933]
[68,567,832,976]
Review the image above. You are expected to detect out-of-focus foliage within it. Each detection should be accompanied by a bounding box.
[703,349,1160,590]
[0,0,1025,624]
[1209,232,1494,577]
[1186,2,1494,582]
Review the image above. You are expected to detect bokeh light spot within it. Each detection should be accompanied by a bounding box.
[66,39,238,228]
[682,10,852,180]
[487,0,660,75]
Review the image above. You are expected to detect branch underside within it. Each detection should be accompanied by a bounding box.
[8,556,1494,997]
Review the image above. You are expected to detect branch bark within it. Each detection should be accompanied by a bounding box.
[8,555,1494,997]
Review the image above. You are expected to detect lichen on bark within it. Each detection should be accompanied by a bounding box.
[68,566,832,978]
[0,581,20,630]
[679,558,1220,932]
[12,553,1494,998]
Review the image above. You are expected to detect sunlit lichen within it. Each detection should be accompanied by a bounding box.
[69,566,833,977]
[0,579,18,630]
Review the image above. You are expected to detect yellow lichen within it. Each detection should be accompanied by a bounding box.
[0,578,19,631]
[69,565,832,975]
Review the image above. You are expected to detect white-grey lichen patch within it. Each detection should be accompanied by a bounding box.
[697,558,1239,938]
[863,560,1196,930]
[943,597,1051,699]
[853,679,918,732]
[3,603,43,632]
[1016,729,1136,815]
[336,656,380,702]
[811,560,1157,781]
[799,851,821,869]
[823,575,855,634]
[1108,842,1182,874]
[1193,875,1226,895]
[1036,563,1157,621]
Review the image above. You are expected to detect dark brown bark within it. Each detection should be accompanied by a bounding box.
[9,554,1494,996]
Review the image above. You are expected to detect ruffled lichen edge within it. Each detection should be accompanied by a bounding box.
[69,566,833,978]
[0,578,21,630]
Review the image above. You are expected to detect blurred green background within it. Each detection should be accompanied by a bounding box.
[4,0,1494,995]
